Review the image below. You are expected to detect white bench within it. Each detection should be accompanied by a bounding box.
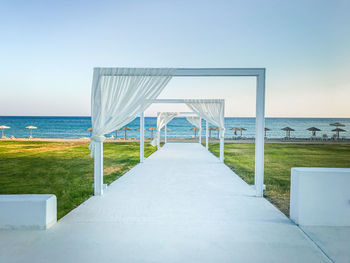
[290,168,350,226]
[0,194,57,230]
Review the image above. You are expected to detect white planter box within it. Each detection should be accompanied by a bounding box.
[0,194,57,230]
[290,168,350,226]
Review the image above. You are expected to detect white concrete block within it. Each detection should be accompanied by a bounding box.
[0,194,57,230]
[290,168,350,226]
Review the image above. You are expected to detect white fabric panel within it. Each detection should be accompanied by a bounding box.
[185,99,225,138]
[89,68,175,156]
[157,112,178,131]
[186,116,201,129]
[151,112,178,146]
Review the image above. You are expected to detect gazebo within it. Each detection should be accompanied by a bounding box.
[89,68,266,197]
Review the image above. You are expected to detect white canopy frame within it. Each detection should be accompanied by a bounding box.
[158,111,203,145]
[151,108,213,152]
[91,68,265,197]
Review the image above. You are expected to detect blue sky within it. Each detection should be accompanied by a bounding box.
[0,0,349,117]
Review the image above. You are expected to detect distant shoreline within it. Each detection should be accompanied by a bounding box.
[1,137,350,145]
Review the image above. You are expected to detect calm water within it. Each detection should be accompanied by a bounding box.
[0,116,349,139]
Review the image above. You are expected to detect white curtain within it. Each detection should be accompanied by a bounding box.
[90,68,175,156]
[185,99,225,138]
[186,116,201,128]
[151,112,178,146]
[157,112,178,131]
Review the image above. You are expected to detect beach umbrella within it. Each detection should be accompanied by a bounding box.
[208,127,218,138]
[161,128,171,131]
[332,128,346,139]
[115,128,121,138]
[281,127,295,138]
[230,127,241,136]
[87,128,93,137]
[25,125,37,138]
[240,128,247,136]
[0,125,10,138]
[330,122,345,127]
[307,127,321,137]
[264,127,270,137]
[191,127,199,138]
[120,127,131,139]
[148,127,157,138]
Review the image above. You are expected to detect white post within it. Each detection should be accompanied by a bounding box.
[94,141,103,196]
[206,120,209,150]
[140,112,144,163]
[199,118,202,144]
[219,101,225,162]
[157,113,160,150]
[157,130,160,150]
[255,71,266,197]
[165,124,167,144]
[219,137,224,162]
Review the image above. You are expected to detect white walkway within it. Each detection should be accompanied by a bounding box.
[0,143,329,263]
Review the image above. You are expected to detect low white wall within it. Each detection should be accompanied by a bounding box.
[290,168,350,226]
[0,194,57,230]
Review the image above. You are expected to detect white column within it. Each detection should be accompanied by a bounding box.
[219,137,224,162]
[157,113,160,150]
[165,124,167,144]
[140,112,144,163]
[157,130,160,150]
[94,141,103,196]
[255,71,266,197]
[199,118,202,144]
[205,120,209,150]
[219,102,225,162]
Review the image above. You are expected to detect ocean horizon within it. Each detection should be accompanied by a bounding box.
[0,116,349,139]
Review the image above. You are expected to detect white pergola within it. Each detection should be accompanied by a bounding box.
[155,111,204,146]
[91,68,265,197]
[142,101,225,160]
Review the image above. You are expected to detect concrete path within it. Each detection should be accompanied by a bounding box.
[0,143,330,263]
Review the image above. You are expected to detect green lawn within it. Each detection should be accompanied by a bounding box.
[2,141,349,220]
[208,143,350,216]
[0,141,157,219]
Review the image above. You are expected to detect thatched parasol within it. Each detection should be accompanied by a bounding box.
[120,127,131,139]
[330,122,345,127]
[191,127,199,137]
[161,128,171,131]
[115,128,121,138]
[230,127,241,136]
[264,127,270,137]
[148,127,157,138]
[208,127,216,138]
[281,127,295,138]
[25,125,37,138]
[136,128,146,131]
[307,127,321,137]
[332,128,346,139]
[240,127,247,136]
[0,125,10,138]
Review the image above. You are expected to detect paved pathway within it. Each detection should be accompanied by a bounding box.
[0,143,329,262]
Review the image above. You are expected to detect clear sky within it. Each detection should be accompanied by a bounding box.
[0,0,349,117]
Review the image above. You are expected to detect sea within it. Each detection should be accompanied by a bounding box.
[0,116,349,140]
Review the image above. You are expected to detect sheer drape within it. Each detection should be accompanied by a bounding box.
[151,112,178,146]
[90,68,175,156]
[185,99,225,138]
[186,116,201,128]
